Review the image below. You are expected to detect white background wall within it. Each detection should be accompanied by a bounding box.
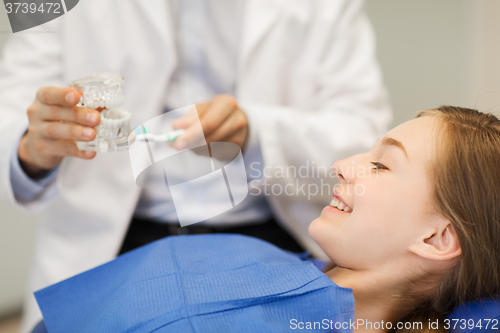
[0,4,39,320]
[366,0,476,126]
[1,0,500,320]
[366,0,500,125]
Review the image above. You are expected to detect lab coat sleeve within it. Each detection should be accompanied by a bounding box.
[239,0,392,196]
[10,128,59,203]
[0,20,63,211]
[241,106,265,182]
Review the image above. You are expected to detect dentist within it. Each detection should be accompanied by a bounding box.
[0,0,391,332]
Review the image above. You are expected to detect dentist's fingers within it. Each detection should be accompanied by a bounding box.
[171,102,210,130]
[18,134,96,175]
[36,104,101,127]
[197,95,235,138]
[37,121,97,141]
[172,121,206,150]
[33,139,96,159]
[19,86,100,178]
[173,96,248,151]
[171,113,197,130]
[203,111,247,143]
[36,86,80,107]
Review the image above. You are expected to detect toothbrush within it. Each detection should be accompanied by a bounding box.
[135,129,185,143]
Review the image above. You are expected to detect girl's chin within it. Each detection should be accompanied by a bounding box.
[309,206,351,239]
[309,216,335,241]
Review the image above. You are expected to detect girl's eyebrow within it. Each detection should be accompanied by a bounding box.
[380,137,408,158]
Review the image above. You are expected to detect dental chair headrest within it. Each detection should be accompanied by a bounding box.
[446,298,500,333]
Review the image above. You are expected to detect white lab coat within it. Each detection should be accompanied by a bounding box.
[0,0,391,331]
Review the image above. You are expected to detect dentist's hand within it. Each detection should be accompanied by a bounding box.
[171,94,249,151]
[18,87,101,178]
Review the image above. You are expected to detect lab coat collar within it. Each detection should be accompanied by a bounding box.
[133,0,284,68]
[133,0,171,42]
[240,0,285,66]
[133,0,178,75]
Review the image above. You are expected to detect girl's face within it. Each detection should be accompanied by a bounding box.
[309,116,441,270]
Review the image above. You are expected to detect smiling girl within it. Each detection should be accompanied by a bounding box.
[33,106,500,333]
[310,105,500,331]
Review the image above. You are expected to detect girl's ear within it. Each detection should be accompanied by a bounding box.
[408,218,462,261]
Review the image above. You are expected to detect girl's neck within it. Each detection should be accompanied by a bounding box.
[327,266,414,332]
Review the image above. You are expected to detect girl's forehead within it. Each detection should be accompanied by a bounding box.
[385,116,440,162]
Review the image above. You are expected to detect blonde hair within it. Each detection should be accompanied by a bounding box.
[395,106,500,332]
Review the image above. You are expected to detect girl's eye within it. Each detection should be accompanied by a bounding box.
[371,161,389,171]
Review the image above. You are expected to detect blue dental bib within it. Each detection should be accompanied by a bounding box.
[35,234,355,333]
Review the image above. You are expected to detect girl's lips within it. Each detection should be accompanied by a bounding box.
[332,190,352,211]
[322,205,350,215]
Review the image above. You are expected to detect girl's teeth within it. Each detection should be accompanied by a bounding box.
[329,198,339,207]
[329,198,351,212]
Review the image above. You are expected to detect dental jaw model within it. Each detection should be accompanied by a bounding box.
[70,72,131,152]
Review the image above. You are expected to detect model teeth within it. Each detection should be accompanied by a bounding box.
[70,72,125,109]
[329,198,351,212]
[96,108,131,139]
[79,89,125,109]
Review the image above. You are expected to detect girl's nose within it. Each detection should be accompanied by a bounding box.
[333,155,361,184]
